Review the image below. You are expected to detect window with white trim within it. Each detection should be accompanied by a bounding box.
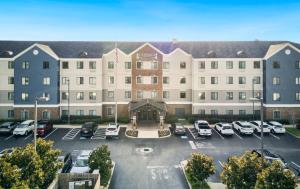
[296,61,300,69]
[108,61,114,69]
[62,92,69,100]
[272,77,280,85]
[254,61,260,69]
[239,92,246,100]
[239,110,246,115]
[273,110,281,119]
[238,77,246,84]
[180,91,186,99]
[151,76,158,84]
[226,110,233,115]
[137,61,143,69]
[22,61,29,69]
[21,93,29,101]
[77,61,84,69]
[199,77,205,85]
[125,91,131,99]
[211,110,218,115]
[151,91,158,99]
[180,61,186,69]
[137,91,143,99]
[76,77,84,85]
[76,110,84,116]
[125,62,132,69]
[296,77,300,85]
[8,61,14,69]
[43,77,50,85]
[62,77,69,85]
[273,93,281,101]
[253,76,260,84]
[89,61,96,69]
[136,76,142,84]
[62,61,69,69]
[109,76,114,84]
[8,110,14,118]
[296,93,300,101]
[125,76,131,84]
[198,109,205,115]
[151,61,158,69]
[107,91,114,98]
[22,77,29,85]
[226,61,233,69]
[199,61,205,69]
[211,61,218,69]
[211,77,218,84]
[42,111,50,120]
[198,92,205,100]
[226,92,233,100]
[76,92,84,100]
[89,110,96,116]
[211,92,218,100]
[107,107,113,116]
[163,62,170,69]
[163,77,169,84]
[89,77,96,85]
[180,77,186,84]
[226,76,233,84]
[163,91,169,99]
[89,92,96,100]
[8,77,14,84]
[42,92,50,101]
[239,61,246,69]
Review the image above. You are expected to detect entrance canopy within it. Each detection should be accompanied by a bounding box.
[129,99,167,114]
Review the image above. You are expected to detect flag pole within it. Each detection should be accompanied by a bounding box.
[115,42,118,124]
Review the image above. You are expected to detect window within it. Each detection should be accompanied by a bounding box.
[199,77,205,85]
[273,61,280,69]
[296,77,300,85]
[238,77,246,84]
[136,76,142,84]
[211,77,218,84]
[107,91,114,98]
[239,92,246,100]
[89,110,96,116]
[180,61,186,69]
[43,77,50,85]
[211,110,218,115]
[125,62,132,69]
[8,61,14,69]
[89,92,96,100]
[76,110,84,116]
[109,76,114,84]
[296,61,300,69]
[199,61,205,69]
[137,61,143,69]
[180,77,186,84]
[211,92,218,100]
[89,77,96,85]
[8,92,14,101]
[239,61,246,69]
[21,110,29,120]
[226,61,233,69]
[255,92,261,98]
[125,76,131,84]
[254,110,260,115]
[62,77,69,85]
[42,111,50,120]
[163,91,169,99]
[226,92,233,100]
[8,110,14,118]
[226,77,233,84]
[77,61,84,69]
[253,76,260,84]
[62,92,69,100]
[254,61,260,69]
[125,91,131,99]
[211,61,218,69]
[226,110,233,115]
[273,93,281,101]
[107,107,113,116]
[8,77,14,84]
[151,61,158,69]
[163,77,169,84]
[22,61,29,69]
[272,77,280,85]
[151,76,158,84]
[137,91,143,99]
[42,92,50,101]
[76,77,84,85]
[151,91,158,98]
[62,61,69,69]
[273,111,281,119]
[296,93,300,101]
[199,92,205,100]
[89,61,96,69]
[22,77,29,85]
[198,109,205,115]
[76,92,84,100]
[163,62,170,69]
[21,93,29,101]
[43,61,50,69]
[62,110,69,116]
[239,110,246,115]
[180,91,186,99]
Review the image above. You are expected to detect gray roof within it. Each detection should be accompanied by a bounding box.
[0,40,299,59]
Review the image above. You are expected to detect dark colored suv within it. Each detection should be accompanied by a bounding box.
[37,120,53,137]
[80,122,98,137]
[58,152,72,173]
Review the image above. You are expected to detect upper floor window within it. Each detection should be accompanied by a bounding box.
[62,77,69,85]
[109,76,114,84]
[8,77,14,84]
[180,62,186,69]
[21,92,29,101]
[8,92,14,101]
[273,61,280,69]
[151,76,158,84]
[151,61,158,69]
[296,61,300,69]
[107,91,114,98]
[136,76,142,84]
[211,77,218,84]
[226,92,233,100]
[239,92,246,100]
[199,77,205,85]
[89,77,96,85]
[211,61,218,69]
[62,61,69,69]
[239,61,246,69]
[89,61,96,69]
[199,92,205,100]
[199,61,205,69]
[76,92,84,100]
[180,77,186,84]
[163,62,170,69]
[255,92,261,99]
[137,91,143,99]
[22,61,29,69]
[76,77,84,85]
[253,76,261,84]
[226,76,233,84]
[8,61,14,69]
[272,77,280,85]
[89,92,97,100]
[125,91,131,99]
[163,77,169,84]
[180,91,186,99]
[151,91,158,98]
[77,61,84,69]
[137,61,143,69]
[125,62,132,69]
[163,91,169,99]
[211,92,218,100]
[43,61,50,69]
[238,77,246,84]
[296,77,300,85]
[42,92,50,101]
[254,61,260,69]
[22,77,29,85]
[296,93,300,101]
[62,92,69,100]
[125,76,131,84]
[226,61,233,69]
[43,77,50,85]
[273,93,281,101]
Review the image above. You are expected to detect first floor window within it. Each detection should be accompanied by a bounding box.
[8,92,14,101]
[211,92,218,100]
[198,109,205,115]
[273,110,281,119]
[89,110,96,116]
[239,110,246,115]
[21,110,29,120]
[76,92,84,100]
[62,110,69,116]
[180,92,186,99]
[198,92,205,100]
[89,77,96,85]
[137,91,143,99]
[211,110,218,115]
[125,91,131,99]
[239,92,246,100]
[254,110,260,115]
[42,111,50,120]
[296,93,300,101]
[226,110,233,115]
[255,91,261,98]
[21,93,29,101]
[107,91,114,98]
[107,107,113,116]
[89,92,96,100]
[76,110,84,116]
[273,93,281,101]
[43,77,50,85]
[8,110,14,118]
[62,92,69,100]
[163,91,169,99]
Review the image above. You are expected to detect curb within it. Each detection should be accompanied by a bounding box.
[100,161,115,189]
[286,130,300,139]
[124,128,138,139]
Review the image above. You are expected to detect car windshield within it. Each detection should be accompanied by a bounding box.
[176,125,184,129]
[17,124,27,128]
[74,159,88,167]
[0,122,10,128]
[199,124,210,129]
[107,128,116,131]
[275,125,283,128]
[37,124,45,128]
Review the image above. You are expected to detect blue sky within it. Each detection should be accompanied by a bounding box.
[0,0,299,42]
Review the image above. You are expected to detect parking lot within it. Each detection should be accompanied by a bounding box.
[1,125,300,189]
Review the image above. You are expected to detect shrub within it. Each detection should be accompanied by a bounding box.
[126,130,138,137]
[158,129,171,137]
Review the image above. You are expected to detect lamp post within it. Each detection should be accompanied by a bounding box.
[252,78,255,119]
[67,78,70,125]
[34,96,49,152]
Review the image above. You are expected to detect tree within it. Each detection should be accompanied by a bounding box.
[255,161,297,189]
[185,152,215,188]
[88,145,113,186]
[221,151,265,189]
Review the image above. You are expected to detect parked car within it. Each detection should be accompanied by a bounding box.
[13,120,35,136]
[232,121,254,135]
[58,152,73,173]
[249,121,271,134]
[70,150,92,173]
[215,123,234,136]
[171,123,186,135]
[0,148,14,157]
[251,149,287,168]
[80,122,98,137]
[194,120,212,136]
[105,123,120,138]
[266,121,286,134]
[37,120,53,137]
[0,122,19,135]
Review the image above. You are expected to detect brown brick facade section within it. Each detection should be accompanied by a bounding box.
[102,104,129,118]
[131,45,163,100]
[14,107,60,120]
[265,107,300,120]
[166,104,192,115]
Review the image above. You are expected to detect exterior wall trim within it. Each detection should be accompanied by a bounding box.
[192,103,260,106]
[0,103,14,107]
[165,48,192,57]
[129,42,165,56]
[264,104,300,108]
[264,43,300,60]
[13,104,60,108]
[165,101,193,104]
[12,43,59,60]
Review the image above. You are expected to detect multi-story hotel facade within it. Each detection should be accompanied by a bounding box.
[0,41,300,121]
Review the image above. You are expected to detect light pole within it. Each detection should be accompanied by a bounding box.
[115,43,118,125]
[252,78,255,119]
[67,78,70,125]
[34,96,49,152]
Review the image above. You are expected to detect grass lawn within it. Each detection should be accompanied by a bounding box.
[286,128,300,138]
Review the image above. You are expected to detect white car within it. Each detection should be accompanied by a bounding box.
[194,120,212,136]
[105,123,120,138]
[266,121,286,134]
[249,121,271,134]
[13,120,35,136]
[232,121,254,135]
[70,150,92,173]
[215,123,234,136]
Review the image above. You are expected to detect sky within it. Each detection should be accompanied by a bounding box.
[0,0,299,42]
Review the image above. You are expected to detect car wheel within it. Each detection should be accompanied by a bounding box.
[271,129,274,134]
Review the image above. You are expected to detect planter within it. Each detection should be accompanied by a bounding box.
[158,129,171,138]
[125,129,138,138]
[100,161,115,189]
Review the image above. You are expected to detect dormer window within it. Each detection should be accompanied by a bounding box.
[207,50,216,58]
[237,51,247,58]
[79,51,88,57]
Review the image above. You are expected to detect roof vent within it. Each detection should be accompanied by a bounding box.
[237,50,247,58]
[207,50,216,58]
[79,51,88,57]
[1,51,14,56]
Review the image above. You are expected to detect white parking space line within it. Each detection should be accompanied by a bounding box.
[253,133,261,140]
[291,161,300,168]
[43,128,58,139]
[234,131,243,140]
[212,128,225,140]
[91,128,106,140]
[218,160,224,167]
[187,128,198,140]
[5,135,14,140]
[270,133,280,140]
[188,141,197,150]
[24,133,33,140]
[62,128,81,140]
